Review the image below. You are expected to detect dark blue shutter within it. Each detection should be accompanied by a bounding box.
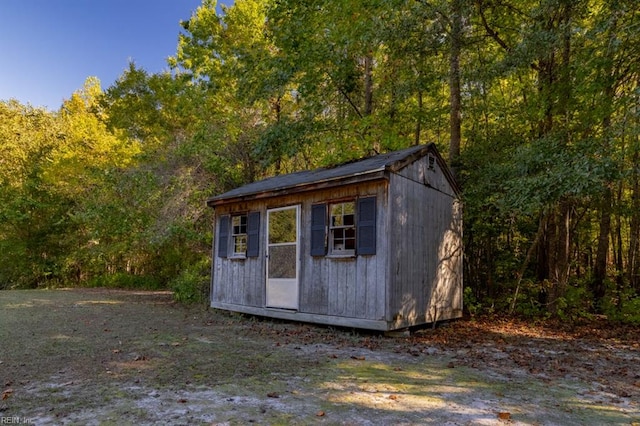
[310,203,327,256]
[357,197,376,255]
[217,215,229,258]
[247,211,260,257]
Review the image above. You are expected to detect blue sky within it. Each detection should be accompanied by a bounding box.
[0,1,230,111]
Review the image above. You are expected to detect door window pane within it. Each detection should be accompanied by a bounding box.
[268,208,297,244]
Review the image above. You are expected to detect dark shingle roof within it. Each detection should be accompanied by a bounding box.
[208,144,442,206]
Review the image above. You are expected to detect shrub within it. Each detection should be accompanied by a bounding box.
[170,260,210,304]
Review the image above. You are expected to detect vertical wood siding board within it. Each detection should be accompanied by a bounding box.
[354,259,363,318]
[327,261,335,315]
[237,261,244,305]
[248,259,256,306]
[217,260,224,302]
[246,258,253,306]
[381,190,390,321]
[212,258,222,301]
[300,250,310,312]
[424,190,432,313]
[365,256,376,319]
[232,261,238,305]
[337,262,345,316]
[229,260,236,304]
[412,182,423,318]
[238,260,244,305]
[340,263,347,316]
[216,259,224,302]
[318,259,329,315]
[399,176,408,318]
[427,190,437,316]
[334,262,342,316]
[355,259,366,318]
[346,260,356,317]
[388,177,400,320]
[303,258,315,313]
[222,257,230,303]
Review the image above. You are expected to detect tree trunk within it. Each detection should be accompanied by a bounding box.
[363,54,374,117]
[592,189,611,307]
[614,183,625,310]
[629,145,640,292]
[415,90,423,146]
[548,200,572,312]
[449,0,462,177]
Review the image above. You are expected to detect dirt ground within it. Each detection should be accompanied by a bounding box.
[0,289,638,425]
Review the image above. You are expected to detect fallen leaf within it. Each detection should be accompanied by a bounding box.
[497,412,511,420]
[316,410,325,417]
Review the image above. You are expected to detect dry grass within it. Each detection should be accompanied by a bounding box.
[1,289,638,425]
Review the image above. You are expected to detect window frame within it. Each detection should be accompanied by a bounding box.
[230,213,248,257]
[328,200,357,257]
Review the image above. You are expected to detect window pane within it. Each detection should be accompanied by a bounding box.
[345,228,356,250]
[234,235,247,254]
[232,215,247,235]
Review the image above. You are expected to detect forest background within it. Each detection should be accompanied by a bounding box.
[1,0,639,323]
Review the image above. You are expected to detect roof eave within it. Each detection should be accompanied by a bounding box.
[207,169,387,208]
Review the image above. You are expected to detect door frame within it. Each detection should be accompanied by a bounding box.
[265,205,300,310]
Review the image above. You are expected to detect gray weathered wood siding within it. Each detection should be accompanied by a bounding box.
[299,182,388,321]
[211,181,389,324]
[211,200,266,308]
[387,155,463,328]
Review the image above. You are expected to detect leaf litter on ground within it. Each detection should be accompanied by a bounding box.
[0,288,638,425]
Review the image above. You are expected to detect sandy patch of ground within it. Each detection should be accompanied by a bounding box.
[1,289,638,425]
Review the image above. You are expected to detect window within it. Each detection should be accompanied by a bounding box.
[427,153,436,171]
[310,197,377,257]
[218,212,260,259]
[329,202,356,255]
[231,214,248,256]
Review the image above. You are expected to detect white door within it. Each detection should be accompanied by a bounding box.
[266,205,300,309]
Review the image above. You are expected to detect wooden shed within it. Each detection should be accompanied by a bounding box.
[207,143,463,331]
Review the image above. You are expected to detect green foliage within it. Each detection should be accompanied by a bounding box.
[602,289,640,325]
[463,287,482,317]
[170,260,211,304]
